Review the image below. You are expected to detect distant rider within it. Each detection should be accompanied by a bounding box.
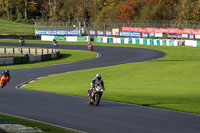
[88,74,105,97]
[19,36,25,45]
[0,70,10,83]
[52,39,57,47]
[88,42,92,47]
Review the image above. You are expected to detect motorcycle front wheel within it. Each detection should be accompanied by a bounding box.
[94,93,100,106]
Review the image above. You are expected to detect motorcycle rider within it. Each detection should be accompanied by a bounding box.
[52,39,57,47]
[0,70,10,84]
[88,42,92,47]
[19,36,25,45]
[88,73,105,97]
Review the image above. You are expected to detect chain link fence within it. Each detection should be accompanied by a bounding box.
[2,20,200,35]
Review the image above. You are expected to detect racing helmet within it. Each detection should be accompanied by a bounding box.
[96,73,101,80]
[5,70,9,73]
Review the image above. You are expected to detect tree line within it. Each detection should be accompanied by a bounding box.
[0,0,200,23]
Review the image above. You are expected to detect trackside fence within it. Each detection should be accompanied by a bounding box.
[0,48,60,66]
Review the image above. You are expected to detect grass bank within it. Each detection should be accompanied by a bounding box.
[23,43,200,114]
[0,19,34,35]
[0,46,97,70]
[0,113,76,133]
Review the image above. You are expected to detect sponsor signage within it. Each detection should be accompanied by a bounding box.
[35,30,80,36]
[195,35,200,39]
[120,32,140,37]
[89,30,96,35]
[57,30,68,35]
[67,30,80,36]
[122,27,200,35]
[97,31,104,36]
[149,33,155,38]
[112,29,120,36]
[106,31,112,36]
[142,33,148,38]
[182,34,188,38]
[155,33,163,37]
[189,34,195,39]
[167,34,182,38]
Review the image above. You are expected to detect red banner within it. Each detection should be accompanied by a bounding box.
[182,29,194,34]
[193,29,200,35]
[145,28,155,33]
[122,27,198,34]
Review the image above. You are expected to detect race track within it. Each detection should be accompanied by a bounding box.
[0,42,200,133]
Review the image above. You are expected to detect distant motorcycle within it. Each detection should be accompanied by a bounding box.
[52,39,58,47]
[88,85,104,106]
[19,39,25,46]
[88,44,93,51]
[0,76,8,88]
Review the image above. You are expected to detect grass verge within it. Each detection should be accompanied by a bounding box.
[22,42,200,114]
[0,48,96,70]
[0,113,77,133]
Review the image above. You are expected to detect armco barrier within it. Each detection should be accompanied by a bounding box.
[197,41,200,47]
[0,48,60,66]
[94,36,200,47]
[41,35,90,42]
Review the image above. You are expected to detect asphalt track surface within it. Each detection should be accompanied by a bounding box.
[0,42,200,133]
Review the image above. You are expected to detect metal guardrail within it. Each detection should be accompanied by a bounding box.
[0,48,60,66]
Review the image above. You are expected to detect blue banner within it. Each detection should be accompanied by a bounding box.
[98,31,104,36]
[35,30,80,36]
[89,30,96,35]
[120,32,140,37]
[57,30,68,35]
[67,30,80,36]
[106,31,112,36]
[142,33,148,38]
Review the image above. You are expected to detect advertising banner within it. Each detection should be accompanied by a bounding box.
[182,34,188,38]
[167,34,182,38]
[97,31,104,36]
[89,30,96,35]
[106,31,112,36]
[189,34,195,39]
[195,35,200,39]
[67,30,80,36]
[193,29,200,35]
[146,28,155,33]
[155,33,163,37]
[121,27,200,35]
[122,27,135,32]
[120,32,140,37]
[57,30,68,35]
[36,30,57,35]
[159,28,169,33]
[112,29,120,36]
[149,33,155,37]
[167,28,179,34]
[155,28,162,33]
[142,33,148,38]
[183,29,194,34]
[36,30,80,36]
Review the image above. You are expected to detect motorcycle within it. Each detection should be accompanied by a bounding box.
[88,85,104,106]
[88,44,93,51]
[0,76,8,88]
[53,42,58,47]
[19,40,25,46]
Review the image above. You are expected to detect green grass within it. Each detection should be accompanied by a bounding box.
[0,19,35,35]
[23,43,200,114]
[0,49,96,70]
[0,45,96,70]
[0,113,76,133]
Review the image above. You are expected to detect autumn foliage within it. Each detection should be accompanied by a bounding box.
[0,0,200,23]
